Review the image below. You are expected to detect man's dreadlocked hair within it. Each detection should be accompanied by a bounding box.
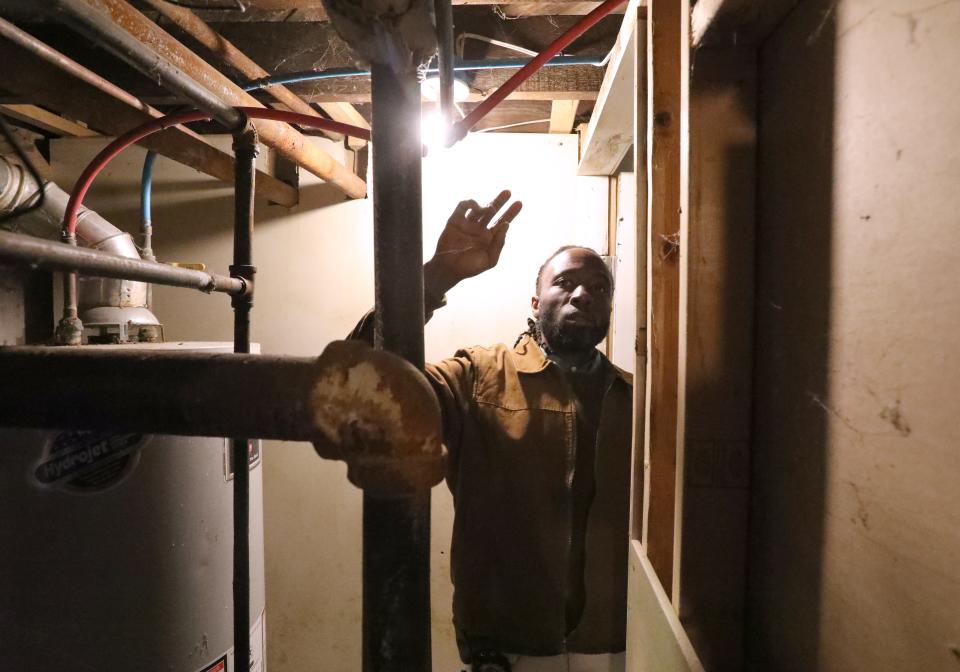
[513,245,610,348]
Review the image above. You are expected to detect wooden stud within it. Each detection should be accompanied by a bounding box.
[641,0,687,600]
[549,99,579,133]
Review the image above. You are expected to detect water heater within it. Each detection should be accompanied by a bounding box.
[0,341,266,672]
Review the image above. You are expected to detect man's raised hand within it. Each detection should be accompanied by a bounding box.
[424,190,523,296]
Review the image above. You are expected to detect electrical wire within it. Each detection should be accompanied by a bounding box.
[0,113,46,225]
[455,32,538,58]
[476,118,551,133]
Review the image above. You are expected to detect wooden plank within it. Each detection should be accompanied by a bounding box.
[578,0,640,175]
[630,14,648,541]
[640,0,687,600]
[0,40,299,207]
[549,99,578,133]
[626,541,705,672]
[0,104,97,138]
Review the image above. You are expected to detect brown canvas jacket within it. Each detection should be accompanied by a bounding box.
[349,315,633,657]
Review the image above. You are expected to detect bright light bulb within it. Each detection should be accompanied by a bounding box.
[421,112,450,151]
[421,75,470,103]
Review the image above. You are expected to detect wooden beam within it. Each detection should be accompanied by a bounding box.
[0,105,97,138]
[0,38,299,207]
[641,0,687,601]
[629,13,648,543]
[549,99,578,133]
[144,0,369,145]
[578,0,640,175]
[84,0,364,199]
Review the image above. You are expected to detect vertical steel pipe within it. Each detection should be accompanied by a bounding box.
[365,64,432,672]
[230,124,258,672]
[434,0,455,124]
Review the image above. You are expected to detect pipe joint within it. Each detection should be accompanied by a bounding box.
[228,264,256,304]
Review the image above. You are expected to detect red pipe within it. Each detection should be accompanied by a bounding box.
[63,107,371,235]
[449,0,627,144]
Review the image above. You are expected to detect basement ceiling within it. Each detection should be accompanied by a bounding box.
[0,1,623,140]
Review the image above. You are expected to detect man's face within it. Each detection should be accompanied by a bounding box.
[532,248,613,353]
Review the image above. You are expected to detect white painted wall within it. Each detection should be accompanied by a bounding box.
[750,1,960,670]
[52,132,607,671]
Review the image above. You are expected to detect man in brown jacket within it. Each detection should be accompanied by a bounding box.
[352,191,632,672]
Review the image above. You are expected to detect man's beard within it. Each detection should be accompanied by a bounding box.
[537,308,609,353]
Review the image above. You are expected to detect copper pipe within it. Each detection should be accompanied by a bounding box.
[51,0,366,199]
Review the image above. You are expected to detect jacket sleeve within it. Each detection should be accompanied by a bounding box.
[424,353,474,491]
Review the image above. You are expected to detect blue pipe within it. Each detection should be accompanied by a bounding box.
[140,54,605,228]
[141,149,157,227]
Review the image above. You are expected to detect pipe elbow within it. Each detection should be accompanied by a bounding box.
[310,339,445,498]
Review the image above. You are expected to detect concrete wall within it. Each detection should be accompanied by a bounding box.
[749,0,960,669]
[52,132,607,670]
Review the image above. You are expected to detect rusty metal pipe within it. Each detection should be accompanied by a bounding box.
[47,0,244,129]
[140,0,340,135]
[434,0,455,124]
[230,123,258,672]
[364,64,432,672]
[0,16,298,207]
[0,15,152,117]
[45,0,367,199]
[0,342,445,496]
[0,229,246,295]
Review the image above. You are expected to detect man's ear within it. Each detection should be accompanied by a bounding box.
[531,294,540,317]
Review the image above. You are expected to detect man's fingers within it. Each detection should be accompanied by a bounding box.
[451,199,481,222]
[488,201,522,263]
[498,200,523,227]
[471,190,513,228]
[489,221,510,264]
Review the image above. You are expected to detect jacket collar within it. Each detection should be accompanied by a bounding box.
[511,333,632,386]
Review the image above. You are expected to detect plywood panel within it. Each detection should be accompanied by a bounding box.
[626,541,705,672]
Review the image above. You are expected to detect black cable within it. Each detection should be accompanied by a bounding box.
[0,114,46,225]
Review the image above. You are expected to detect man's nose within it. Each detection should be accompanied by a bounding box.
[570,284,593,305]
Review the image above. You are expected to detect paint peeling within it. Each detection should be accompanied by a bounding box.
[309,340,444,497]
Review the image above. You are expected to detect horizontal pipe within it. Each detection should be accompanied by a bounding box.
[0,229,245,295]
[0,342,446,497]
[48,0,244,129]
[48,0,366,199]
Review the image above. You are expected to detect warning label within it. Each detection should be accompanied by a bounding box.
[35,431,145,494]
[199,654,227,672]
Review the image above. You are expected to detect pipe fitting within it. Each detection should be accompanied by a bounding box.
[311,341,445,497]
